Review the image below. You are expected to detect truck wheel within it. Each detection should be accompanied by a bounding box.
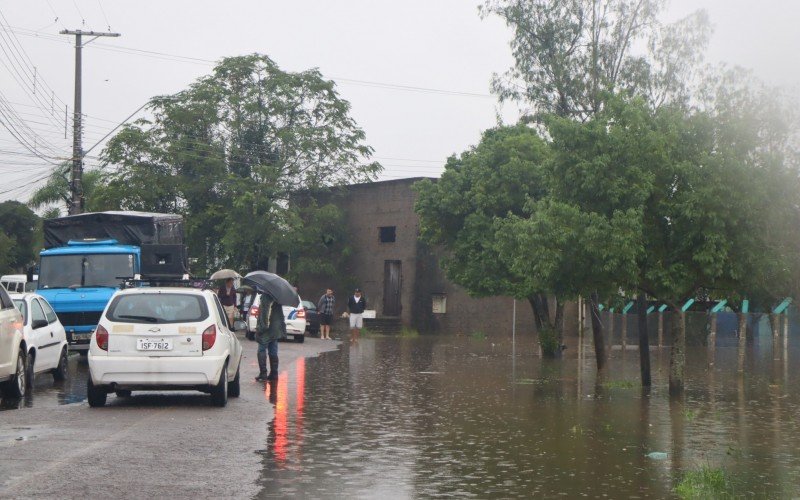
[52,347,69,381]
[228,362,241,398]
[87,379,107,407]
[210,361,228,407]
[5,349,27,398]
[296,335,305,344]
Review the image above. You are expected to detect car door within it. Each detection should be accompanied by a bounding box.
[29,298,57,372]
[40,297,66,356]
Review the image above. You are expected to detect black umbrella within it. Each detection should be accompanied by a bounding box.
[242,270,299,306]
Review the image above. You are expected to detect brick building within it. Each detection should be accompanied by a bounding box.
[296,177,542,336]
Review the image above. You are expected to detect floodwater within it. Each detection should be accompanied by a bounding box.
[258,326,800,498]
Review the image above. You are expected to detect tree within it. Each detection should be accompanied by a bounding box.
[414,125,570,354]
[0,200,40,273]
[94,54,380,274]
[27,162,102,216]
[481,0,711,119]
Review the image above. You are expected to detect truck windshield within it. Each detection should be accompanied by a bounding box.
[39,254,135,289]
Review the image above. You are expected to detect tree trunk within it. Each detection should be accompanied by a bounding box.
[708,314,717,366]
[637,294,651,387]
[621,314,628,350]
[528,294,552,331]
[554,300,565,347]
[527,296,545,331]
[770,313,781,361]
[737,312,747,373]
[608,310,615,347]
[669,310,686,396]
[657,312,663,348]
[589,291,607,373]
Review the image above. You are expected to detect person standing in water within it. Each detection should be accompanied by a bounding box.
[255,293,285,381]
[317,288,335,340]
[347,288,366,342]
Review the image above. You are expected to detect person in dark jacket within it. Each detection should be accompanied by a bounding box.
[217,278,237,328]
[347,288,366,342]
[317,288,335,340]
[255,293,285,381]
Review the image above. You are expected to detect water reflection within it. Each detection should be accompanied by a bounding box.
[258,332,800,498]
[0,354,88,410]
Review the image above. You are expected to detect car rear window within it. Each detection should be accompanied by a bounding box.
[107,293,209,324]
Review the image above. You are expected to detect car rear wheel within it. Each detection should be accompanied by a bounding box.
[210,361,228,407]
[296,334,305,343]
[5,349,27,398]
[87,379,107,407]
[228,362,241,398]
[52,347,69,381]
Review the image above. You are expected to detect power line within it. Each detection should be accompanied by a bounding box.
[6,25,494,99]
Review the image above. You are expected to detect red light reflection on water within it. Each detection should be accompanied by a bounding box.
[264,359,306,468]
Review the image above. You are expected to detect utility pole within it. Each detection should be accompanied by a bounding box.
[60,29,120,215]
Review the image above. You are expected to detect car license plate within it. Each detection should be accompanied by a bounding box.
[72,333,92,341]
[136,338,173,351]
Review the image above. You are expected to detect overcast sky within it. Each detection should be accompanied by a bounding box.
[1,0,799,204]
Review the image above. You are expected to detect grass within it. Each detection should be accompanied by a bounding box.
[601,380,636,389]
[399,326,420,337]
[683,408,697,421]
[675,466,736,499]
[470,330,487,340]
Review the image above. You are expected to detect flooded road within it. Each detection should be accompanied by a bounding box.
[259,332,800,498]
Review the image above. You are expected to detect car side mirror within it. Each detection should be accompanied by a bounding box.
[32,319,49,329]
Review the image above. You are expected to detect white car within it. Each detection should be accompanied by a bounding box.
[87,287,243,407]
[1,274,27,293]
[0,286,25,397]
[243,293,306,343]
[10,293,69,385]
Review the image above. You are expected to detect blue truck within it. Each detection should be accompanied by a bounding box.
[38,211,186,352]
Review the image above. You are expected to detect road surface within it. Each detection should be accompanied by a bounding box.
[0,335,339,498]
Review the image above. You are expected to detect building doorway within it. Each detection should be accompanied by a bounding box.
[383,260,402,316]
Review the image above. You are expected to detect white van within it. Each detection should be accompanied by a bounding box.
[0,275,27,294]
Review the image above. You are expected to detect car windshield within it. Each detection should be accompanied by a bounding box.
[39,254,135,289]
[107,293,208,324]
[12,299,27,323]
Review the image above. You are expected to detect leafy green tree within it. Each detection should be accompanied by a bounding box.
[94,54,380,274]
[0,200,40,273]
[481,0,711,118]
[414,125,569,352]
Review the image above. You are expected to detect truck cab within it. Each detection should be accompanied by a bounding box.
[37,240,139,351]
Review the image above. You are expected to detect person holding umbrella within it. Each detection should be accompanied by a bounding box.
[254,293,284,381]
[217,278,237,328]
[242,271,300,382]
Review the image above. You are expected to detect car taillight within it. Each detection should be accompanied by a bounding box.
[249,305,259,318]
[202,324,216,351]
[96,325,109,351]
[296,307,305,319]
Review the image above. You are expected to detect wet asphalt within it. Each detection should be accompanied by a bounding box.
[0,333,339,498]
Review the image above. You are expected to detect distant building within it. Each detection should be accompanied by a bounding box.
[295,177,542,336]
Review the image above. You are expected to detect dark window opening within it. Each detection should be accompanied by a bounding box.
[379,226,396,243]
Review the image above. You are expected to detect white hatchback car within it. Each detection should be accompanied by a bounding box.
[88,287,243,407]
[243,293,306,343]
[10,293,69,385]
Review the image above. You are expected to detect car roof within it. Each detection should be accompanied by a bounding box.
[9,292,39,300]
[115,287,212,296]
